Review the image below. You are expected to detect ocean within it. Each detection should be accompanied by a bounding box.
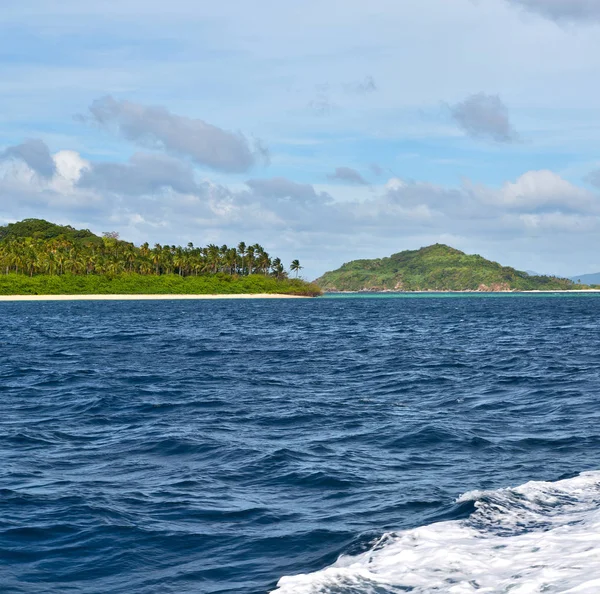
[2,294,600,593]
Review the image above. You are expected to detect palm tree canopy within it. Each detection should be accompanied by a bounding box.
[0,219,304,281]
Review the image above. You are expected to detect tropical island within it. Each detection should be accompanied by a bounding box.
[315,244,590,292]
[0,219,322,297]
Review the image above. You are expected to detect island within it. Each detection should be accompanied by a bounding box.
[0,219,322,297]
[315,244,585,292]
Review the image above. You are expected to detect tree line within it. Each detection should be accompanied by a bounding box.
[0,235,303,279]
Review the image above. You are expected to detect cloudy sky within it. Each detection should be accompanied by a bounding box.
[2,0,600,278]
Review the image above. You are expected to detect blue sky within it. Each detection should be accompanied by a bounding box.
[2,0,600,278]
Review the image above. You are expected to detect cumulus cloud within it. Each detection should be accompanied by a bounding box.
[0,139,56,178]
[468,170,594,212]
[239,170,599,238]
[84,96,267,173]
[2,139,600,276]
[450,93,518,143]
[327,167,369,185]
[3,144,596,239]
[499,170,592,210]
[0,147,101,213]
[78,153,199,196]
[506,0,600,23]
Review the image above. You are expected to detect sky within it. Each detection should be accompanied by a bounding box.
[1,0,600,279]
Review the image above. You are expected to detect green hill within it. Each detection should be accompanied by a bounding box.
[0,218,100,244]
[315,244,578,292]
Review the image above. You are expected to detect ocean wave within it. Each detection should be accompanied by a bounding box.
[273,471,600,593]
[4,297,600,593]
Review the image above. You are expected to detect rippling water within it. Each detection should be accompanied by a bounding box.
[2,294,600,593]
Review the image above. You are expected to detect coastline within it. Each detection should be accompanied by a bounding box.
[324,289,600,294]
[522,289,600,293]
[0,293,310,301]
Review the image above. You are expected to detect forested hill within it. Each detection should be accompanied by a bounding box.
[0,219,320,296]
[315,244,578,292]
[0,219,99,243]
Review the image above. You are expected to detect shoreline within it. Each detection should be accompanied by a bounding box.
[521,289,600,293]
[324,289,600,294]
[0,293,310,302]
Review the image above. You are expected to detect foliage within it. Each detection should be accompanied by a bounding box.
[0,273,322,296]
[0,219,319,296]
[0,218,99,243]
[315,244,580,292]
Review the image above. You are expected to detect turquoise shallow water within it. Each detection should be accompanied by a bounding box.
[322,291,600,298]
[2,295,600,593]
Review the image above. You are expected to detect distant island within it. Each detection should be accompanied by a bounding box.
[570,272,600,286]
[315,244,590,292]
[0,219,321,297]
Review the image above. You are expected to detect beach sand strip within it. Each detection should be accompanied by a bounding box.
[0,294,310,301]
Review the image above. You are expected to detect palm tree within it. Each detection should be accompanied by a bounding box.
[273,260,285,280]
[237,242,246,275]
[162,245,174,274]
[207,244,220,274]
[219,245,230,273]
[0,225,306,293]
[225,248,238,274]
[290,259,302,278]
[246,245,255,276]
[257,250,271,275]
[173,247,186,276]
[124,245,136,273]
[152,244,162,275]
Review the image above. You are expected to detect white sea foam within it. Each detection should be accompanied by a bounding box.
[272,471,600,593]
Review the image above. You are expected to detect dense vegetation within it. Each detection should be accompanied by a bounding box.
[0,219,320,296]
[315,244,580,292]
[0,273,319,296]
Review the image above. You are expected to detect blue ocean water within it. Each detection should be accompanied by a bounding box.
[2,294,600,593]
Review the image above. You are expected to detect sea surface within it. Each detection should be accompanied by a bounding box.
[2,293,600,593]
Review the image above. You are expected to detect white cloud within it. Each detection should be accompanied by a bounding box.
[499,170,593,209]
[3,138,600,278]
[467,170,596,212]
[50,150,90,195]
[84,96,268,173]
[53,150,88,182]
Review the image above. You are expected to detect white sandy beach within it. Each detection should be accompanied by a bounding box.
[0,294,310,301]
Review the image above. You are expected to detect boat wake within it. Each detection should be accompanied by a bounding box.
[272,471,600,593]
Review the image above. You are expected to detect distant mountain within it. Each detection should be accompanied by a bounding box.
[315,244,578,292]
[570,273,600,286]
